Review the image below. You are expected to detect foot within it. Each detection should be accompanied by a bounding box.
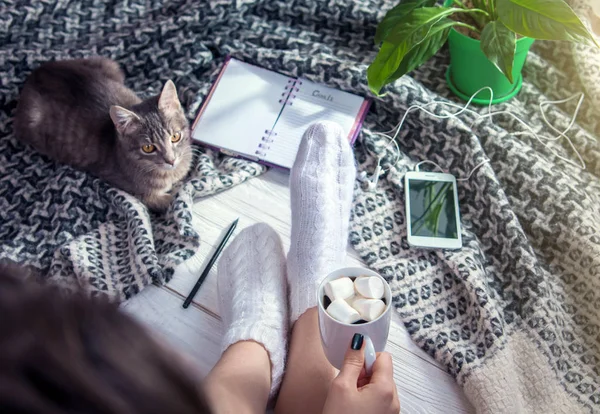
[217,223,288,398]
[287,121,356,324]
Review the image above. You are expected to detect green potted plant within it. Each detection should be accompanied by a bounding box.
[368,0,599,104]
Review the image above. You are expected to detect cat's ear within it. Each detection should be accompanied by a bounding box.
[158,80,182,116]
[110,106,140,134]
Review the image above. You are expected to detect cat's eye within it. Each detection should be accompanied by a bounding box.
[142,144,156,153]
[171,132,182,143]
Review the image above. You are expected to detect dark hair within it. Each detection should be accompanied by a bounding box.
[0,263,212,414]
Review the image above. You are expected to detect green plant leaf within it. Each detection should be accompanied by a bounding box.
[367,12,460,94]
[497,0,598,45]
[367,11,459,95]
[386,19,455,84]
[367,41,406,95]
[375,0,437,44]
[480,21,516,83]
[384,7,459,44]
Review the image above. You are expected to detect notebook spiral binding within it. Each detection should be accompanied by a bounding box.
[254,78,301,158]
[278,79,301,107]
[255,129,277,157]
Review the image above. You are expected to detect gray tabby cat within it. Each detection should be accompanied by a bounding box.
[14,58,193,212]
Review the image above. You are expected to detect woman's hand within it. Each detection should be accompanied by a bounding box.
[322,334,400,414]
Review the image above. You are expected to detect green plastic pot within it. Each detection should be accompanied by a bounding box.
[443,1,535,104]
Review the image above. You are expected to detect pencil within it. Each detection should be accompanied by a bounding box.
[182,218,239,309]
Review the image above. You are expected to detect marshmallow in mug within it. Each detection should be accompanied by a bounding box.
[324,276,387,323]
[354,275,385,299]
[352,298,386,322]
[345,293,365,307]
[326,299,361,324]
[324,277,354,300]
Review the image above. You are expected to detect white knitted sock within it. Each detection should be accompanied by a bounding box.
[217,223,288,398]
[287,121,356,323]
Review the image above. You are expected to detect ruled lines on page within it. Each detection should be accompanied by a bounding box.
[265,79,365,168]
[192,58,293,160]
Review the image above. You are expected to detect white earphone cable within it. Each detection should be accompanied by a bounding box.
[371,87,587,181]
[415,160,444,173]
[414,159,490,181]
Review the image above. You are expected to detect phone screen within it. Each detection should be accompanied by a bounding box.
[408,179,458,239]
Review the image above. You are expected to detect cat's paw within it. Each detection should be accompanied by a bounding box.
[144,192,173,213]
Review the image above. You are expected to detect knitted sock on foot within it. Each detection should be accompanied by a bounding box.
[217,223,288,398]
[287,121,356,324]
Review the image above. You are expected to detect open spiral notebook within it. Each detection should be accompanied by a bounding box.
[191,57,371,169]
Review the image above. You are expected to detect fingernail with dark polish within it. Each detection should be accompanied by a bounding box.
[351,333,364,350]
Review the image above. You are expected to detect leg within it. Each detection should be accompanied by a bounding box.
[286,121,356,323]
[143,191,173,212]
[277,121,356,413]
[205,341,271,414]
[205,224,288,413]
[275,308,337,414]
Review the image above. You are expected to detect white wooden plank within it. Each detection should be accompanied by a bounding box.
[124,168,473,413]
[169,168,362,315]
[120,285,222,377]
[123,285,472,413]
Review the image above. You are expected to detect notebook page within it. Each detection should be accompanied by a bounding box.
[191,58,292,158]
[264,79,366,168]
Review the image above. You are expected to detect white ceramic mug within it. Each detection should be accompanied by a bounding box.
[317,267,392,370]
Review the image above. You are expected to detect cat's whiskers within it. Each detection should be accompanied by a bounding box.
[138,164,161,175]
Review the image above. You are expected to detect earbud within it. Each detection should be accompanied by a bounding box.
[358,157,383,192]
[364,180,376,191]
[371,163,381,188]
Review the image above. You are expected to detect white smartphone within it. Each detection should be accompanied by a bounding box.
[404,171,462,249]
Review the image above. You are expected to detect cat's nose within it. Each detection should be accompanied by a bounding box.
[165,158,176,166]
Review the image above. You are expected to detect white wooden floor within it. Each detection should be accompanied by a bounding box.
[121,168,474,414]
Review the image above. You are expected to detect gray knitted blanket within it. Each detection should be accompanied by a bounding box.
[349,3,600,413]
[0,1,266,299]
[1,1,600,412]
